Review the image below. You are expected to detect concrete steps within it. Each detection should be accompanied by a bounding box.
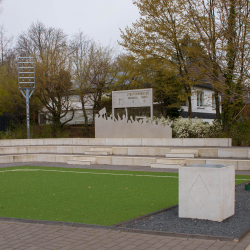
[0,145,249,159]
[0,138,248,170]
[0,153,247,170]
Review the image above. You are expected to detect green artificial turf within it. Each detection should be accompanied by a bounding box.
[0,166,178,226]
[0,166,248,226]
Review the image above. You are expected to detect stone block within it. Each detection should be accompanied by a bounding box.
[162,138,183,146]
[183,139,206,147]
[179,164,235,222]
[72,146,90,154]
[96,156,112,165]
[29,139,44,146]
[218,149,248,158]
[105,138,124,146]
[67,160,91,165]
[26,146,57,154]
[170,148,199,157]
[89,147,113,154]
[85,151,108,155]
[112,156,134,166]
[55,155,73,163]
[13,154,38,162]
[72,156,96,164]
[112,147,128,155]
[185,159,206,165]
[142,138,162,146]
[37,154,56,162]
[204,138,231,147]
[133,157,156,166]
[237,161,250,171]
[156,158,186,165]
[56,146,73,154]
[124,138,142,146]
[198,148,218,158]
[166,153,195,158]
[127,147,149,156]
[151,163,181,169]
[148,147,171,156]
[0,155,14,163]
[0,147,27,154]
[0,140,11,146]
[43,139,56,145]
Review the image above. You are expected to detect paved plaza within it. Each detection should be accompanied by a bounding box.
[0,162,250,250]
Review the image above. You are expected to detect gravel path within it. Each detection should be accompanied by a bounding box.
[120,183,250,238]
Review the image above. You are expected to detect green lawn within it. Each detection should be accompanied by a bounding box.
[0,166,248,226]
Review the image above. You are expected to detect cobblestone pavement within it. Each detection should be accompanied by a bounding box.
[0,162,250,250]
[0,220,250,250]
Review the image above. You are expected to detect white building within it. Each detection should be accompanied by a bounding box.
[39,85,219,125]
[180,83,219,124]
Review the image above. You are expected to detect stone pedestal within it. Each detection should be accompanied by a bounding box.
[179,164,235,222]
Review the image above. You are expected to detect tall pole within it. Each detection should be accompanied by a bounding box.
[26,89,30,139]
[18,57,35,139]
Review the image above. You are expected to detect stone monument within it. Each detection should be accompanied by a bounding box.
[95,88,172,138]
[179,164,235,222]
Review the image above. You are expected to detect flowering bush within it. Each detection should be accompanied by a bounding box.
[146,115,171,126]
[171,117,222,138]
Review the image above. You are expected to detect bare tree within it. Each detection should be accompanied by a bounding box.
[70,32,116,123]
[0,25,13,66]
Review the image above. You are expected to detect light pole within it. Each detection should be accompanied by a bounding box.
[18,57,35,139]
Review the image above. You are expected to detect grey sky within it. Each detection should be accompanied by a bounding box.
[1,0,140,48]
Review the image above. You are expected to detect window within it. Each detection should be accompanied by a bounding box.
[197,92,204,106]
[212,94,216,108]
[39,113,46,125]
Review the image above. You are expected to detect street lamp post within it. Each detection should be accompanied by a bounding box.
[18,57,35,139]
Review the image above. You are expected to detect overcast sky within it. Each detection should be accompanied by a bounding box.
[0,0,140,49]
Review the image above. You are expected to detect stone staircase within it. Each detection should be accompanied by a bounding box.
[0,138,249,170]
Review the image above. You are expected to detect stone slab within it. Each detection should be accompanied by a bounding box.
[218,149,248,158]
[96,156,112,165]
[179,164,235,222]
[166,153,195,158]
[198,148,218,158]
[112,157,134,166]
[67,160,91,165]
[133,157,156,166]
[85,151,108,155]
[151,163,181,169]
[124,138,142,146]
[162,138,183,146]
[156,158,186,165]
[237,161,250,171]
[0,155,14,163]
[170,149,199,157]
[89,147,113,154]
[26,146,56,154]
[112,147,128,155]
[185,159,206,165]
[105,138,124,146]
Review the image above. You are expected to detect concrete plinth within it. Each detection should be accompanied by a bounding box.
[179,164,235,222]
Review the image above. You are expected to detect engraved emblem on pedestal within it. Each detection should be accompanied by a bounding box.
[189,175,210,209]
